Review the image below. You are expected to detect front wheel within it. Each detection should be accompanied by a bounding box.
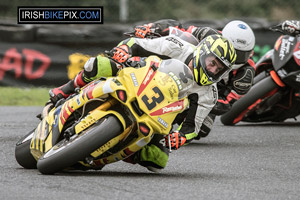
[15,129,37,169]
[37,116,123,175]
[220,76,279,125]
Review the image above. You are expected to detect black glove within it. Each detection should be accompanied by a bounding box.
[281,20,300,35]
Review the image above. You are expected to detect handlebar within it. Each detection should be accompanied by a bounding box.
[269,23,284,33]
[123,31,162,39]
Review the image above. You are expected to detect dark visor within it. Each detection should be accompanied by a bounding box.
[235,49,253,64]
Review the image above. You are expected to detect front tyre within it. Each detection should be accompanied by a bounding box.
[37,116,123,175]
[220,76,278,125]
[15,129,37,169]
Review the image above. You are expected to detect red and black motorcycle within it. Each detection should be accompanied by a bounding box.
[221,24,300,125]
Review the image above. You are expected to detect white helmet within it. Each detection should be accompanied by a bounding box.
[222,20,255,65]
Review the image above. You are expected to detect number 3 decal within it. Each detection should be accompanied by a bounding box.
[142,86,164,110]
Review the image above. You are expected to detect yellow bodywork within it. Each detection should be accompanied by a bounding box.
[30,56,189,167]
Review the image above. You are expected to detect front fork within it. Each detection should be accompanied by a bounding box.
[167,135,172,153]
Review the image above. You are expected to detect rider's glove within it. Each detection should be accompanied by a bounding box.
[165,131,187,150]
[134,23,154,38]
[281,20,300,35]
[110,44,131,64]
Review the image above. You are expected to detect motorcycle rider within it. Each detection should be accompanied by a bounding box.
[133,19,256,140]
[49,34,236,172]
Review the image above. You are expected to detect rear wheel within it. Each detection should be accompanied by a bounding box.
[37,116,123,174]
[15,129,37,169]
[220,76,279,125]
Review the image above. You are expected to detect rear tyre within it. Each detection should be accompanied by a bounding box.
[220,76,279,125]
[15,129,37,169]
[37,116,123,175]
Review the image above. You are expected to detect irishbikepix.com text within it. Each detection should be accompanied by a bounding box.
[18,7,103,24]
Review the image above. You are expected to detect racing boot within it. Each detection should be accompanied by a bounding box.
[122,146,167,173]
[49,71,87,104]
[123,135,168,173]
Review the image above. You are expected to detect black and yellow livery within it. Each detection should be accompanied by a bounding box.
[16,56,194,174]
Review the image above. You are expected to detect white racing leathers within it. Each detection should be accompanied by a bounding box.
[119,35,218,140]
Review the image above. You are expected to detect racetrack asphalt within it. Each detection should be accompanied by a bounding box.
[1,106,300,200]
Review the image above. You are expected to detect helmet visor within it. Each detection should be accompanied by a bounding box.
[199,53,231,83]
[235,49,253,64]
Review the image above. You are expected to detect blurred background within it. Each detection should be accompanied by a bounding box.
[0,0,299,89]
[1,0,299,22]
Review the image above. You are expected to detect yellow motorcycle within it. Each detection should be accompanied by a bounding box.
[15,56,194,174]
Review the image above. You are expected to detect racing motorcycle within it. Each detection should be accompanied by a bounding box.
[221,25,300,125]
[15,56,193,174]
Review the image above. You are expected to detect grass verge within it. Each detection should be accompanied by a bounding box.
[0,87,50,106]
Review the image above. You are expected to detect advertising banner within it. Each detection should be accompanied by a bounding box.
[0,42,105,87]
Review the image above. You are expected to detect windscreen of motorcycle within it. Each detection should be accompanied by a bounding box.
[169,27,199,46]
[158,59,194,99]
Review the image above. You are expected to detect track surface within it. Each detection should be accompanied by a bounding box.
[1,106,300,200]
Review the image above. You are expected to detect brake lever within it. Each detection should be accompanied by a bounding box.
[123,32,135,37]
[123,31,162,39]
[269,24,284,33]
